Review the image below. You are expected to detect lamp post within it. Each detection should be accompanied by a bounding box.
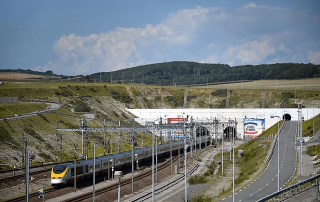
[297,100,302,176]
[184,119,188,202]
[228,119,235,202]
[93,144,95,202]
[114,171,122,202]
[222,123,224,175]
[271,115,280,191]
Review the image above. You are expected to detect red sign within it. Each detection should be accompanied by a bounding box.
[167,118,188,124]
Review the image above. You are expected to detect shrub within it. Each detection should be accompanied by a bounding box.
[211,89,228,97]
[111,90,133,104]
[188,174,207,184]
[191,193,212,202]
[74,100,91,112]
[24,127,45,142]
[154,96,161,102]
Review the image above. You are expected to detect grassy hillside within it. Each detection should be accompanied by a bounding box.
[0,79,319,170]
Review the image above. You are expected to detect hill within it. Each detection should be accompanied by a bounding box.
[0,79,319,170]
[1,62,319,85]
[88,62,320,86]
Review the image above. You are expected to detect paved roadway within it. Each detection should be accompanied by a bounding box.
[222,121,297,202]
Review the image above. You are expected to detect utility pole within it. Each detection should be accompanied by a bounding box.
[170,131,172,175]
[74,143,77,192]
[104,119,106,156]
[81,118,84,159]
[118,121,121,153]
[56,122,58,162]
[93,144,96,202]
[26,149,29,202]
[159,117,163,144]
[222,123,224,175]
[108,141,110,181]
[152,126,155,202]
[156,136,158,182]
[131,131,135,193]
[21,132,25,168]
[184,120,188,202]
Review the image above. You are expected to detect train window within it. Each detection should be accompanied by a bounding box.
[104,162,107,167]
[71,168,74,176]
[85,165,88,173]
[77,166,84,175]
[53,165,68,174]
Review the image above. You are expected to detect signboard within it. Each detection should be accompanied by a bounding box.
[244,118,265,138]
[167,118,188,124]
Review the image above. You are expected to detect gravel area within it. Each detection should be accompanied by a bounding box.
[155,140,244,202]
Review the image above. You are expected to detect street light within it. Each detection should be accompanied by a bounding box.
[270,115,280,191]
[114,171,123,202]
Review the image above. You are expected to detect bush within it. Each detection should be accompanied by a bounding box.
[211,89,228,97]
[74,100,91,112]
[188,174,207,184]
[154,96,161,102]
[111,90,133,104]
[24,127,45,142]
[191,193,213,202]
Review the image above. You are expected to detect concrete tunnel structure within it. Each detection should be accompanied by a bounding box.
[127,108,320,139]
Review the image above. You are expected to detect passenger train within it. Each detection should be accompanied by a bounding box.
[51,135,211,186]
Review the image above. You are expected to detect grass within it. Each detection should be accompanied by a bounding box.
[201,122,280,200]
[201,78,320,91]
[190,194,213,202]
[0,103,47,118]
[302,113,320,138]
[0,79,319,170]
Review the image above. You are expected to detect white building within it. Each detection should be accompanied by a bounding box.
[127,108,320,139]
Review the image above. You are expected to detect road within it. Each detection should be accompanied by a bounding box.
[222,121,297,202]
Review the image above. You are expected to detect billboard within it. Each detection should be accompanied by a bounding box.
[244,118,265,138]
[167,118,188,124]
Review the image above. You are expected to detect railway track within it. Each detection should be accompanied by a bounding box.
[4,187,58,202]
[65,155,183,202]
[4,154,184,202]
[0,167,51,184]
[131,163,199,202]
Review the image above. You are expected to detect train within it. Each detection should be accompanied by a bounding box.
[51,135,211,186]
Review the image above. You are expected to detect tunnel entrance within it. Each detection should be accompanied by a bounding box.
[283,113,291,121]
[196,126,209,137]
[224,126,237,139]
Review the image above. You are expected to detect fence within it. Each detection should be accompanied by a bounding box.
[257,174,320,201]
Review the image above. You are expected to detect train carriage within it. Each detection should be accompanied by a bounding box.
[51,135,211,186]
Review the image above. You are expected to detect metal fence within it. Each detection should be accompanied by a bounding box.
[258,174,320,201]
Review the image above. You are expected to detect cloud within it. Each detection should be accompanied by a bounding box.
[34,3,320,75]
[221,39,276,65]
[307,51,320,64]
[36,6,210,75]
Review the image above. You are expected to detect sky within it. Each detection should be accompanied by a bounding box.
[0,0,320,76]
